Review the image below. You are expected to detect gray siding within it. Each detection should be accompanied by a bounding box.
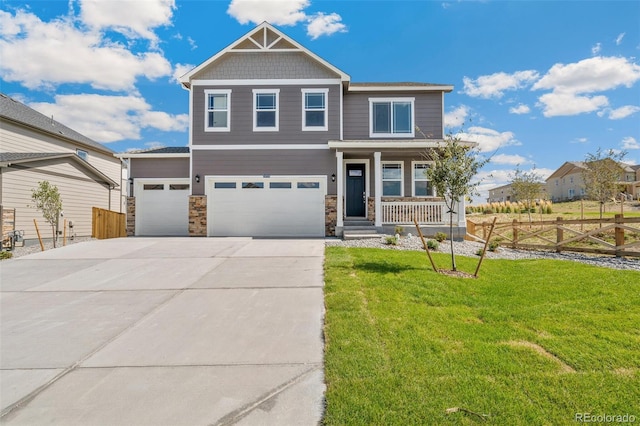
[193,52,340,80]
[191,149,336,195]
[131,158,189,179]
[192,84,341,145]
[343,92,443,140]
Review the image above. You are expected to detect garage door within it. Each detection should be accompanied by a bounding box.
[135,179,190,236]
[207,176,326,237]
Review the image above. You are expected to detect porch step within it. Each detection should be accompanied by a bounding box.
[343,230,383,240]
[343,219,374,227]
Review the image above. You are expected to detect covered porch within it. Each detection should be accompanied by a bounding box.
[329,140,466,238]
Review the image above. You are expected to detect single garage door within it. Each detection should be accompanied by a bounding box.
[207,176,326,237]
[135,179,190,236]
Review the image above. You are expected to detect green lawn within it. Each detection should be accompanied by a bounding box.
[323,247,640,425]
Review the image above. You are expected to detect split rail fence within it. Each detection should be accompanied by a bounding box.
[92,207,126,240]
[466,215,640,258]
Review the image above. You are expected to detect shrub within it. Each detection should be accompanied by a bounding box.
[488,240,500,252]
[434,232,447,242]
[394,225,404,235]
[475,248,484,256]
[427,239,439,250]
[384,236,398,245]
[0,251,13,260]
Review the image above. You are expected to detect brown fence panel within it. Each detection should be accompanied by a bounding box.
[467,215,640,258]
[92,207,126,239]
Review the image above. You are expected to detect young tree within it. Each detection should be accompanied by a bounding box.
[582,148,627,219]
[31,181,63,248]
[424,132,490,272]
[509,166,545,222]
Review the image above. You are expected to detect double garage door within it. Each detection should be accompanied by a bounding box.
[207,176,326,237]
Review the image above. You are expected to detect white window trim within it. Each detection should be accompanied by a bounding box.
[412,161,435,197]
[204,89,231,132]
[301,88,329,131]
[253,88,280,132]
[369,97,415,138]
[381,161,404,197]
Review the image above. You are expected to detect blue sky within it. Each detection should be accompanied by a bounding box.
[1,0,639,201]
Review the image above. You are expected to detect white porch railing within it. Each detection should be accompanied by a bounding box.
[381,201,448,225]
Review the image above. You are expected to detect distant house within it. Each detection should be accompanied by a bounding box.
[546,160,640,202]
[487,184,514,203]
[0,93,122,243]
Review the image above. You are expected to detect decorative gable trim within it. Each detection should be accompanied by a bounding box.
[179,22,350,88]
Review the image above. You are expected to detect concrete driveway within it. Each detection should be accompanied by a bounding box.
[0,237,325,425]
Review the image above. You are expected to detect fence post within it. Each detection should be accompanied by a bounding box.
[556,217,563,253]
[482,222,487,241]
[615,214,624,257]
[512,219,518,248]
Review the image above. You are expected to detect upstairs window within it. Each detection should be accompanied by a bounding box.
[412,162,435,197]
[205,89,231,132]
[302,89,328,131]
[369,98,415,138]
[382,162,403,196]
[253,89,279,131]
[76,149,88,161]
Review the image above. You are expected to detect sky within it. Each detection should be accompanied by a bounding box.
[1,0,639,202]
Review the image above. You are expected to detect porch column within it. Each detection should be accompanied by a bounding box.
[457,199,466,227]
[336,151,344,228]
[374,151,382,228]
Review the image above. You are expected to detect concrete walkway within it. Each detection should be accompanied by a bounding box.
[0,238,325,425]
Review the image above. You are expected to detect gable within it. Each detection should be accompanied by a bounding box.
[180,22,349,87]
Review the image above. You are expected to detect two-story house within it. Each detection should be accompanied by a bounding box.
[1,93,122,244]
[122,22,467,238]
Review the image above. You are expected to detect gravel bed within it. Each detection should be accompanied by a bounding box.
[326,235,640,271]
[3,237,95,259]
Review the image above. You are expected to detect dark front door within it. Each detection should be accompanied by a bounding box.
[346,163,366,217]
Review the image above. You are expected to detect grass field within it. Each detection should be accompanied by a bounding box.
[323,247,640,425]
[469,200,640,222]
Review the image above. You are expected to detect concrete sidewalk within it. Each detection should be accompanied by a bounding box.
[0,237,325,425]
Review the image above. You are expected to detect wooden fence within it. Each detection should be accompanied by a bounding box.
[467,215,640,258]
[92,207,126,239]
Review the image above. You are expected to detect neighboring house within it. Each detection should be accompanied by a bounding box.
[0,93,122,243]
[121,22,469,238]
[546,160,640,202]
[487,184,514,203]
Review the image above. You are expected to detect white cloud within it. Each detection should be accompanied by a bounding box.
[79,0,176,43]
[0,9,172,90]
[444,105,469,128]
[591,42,601,55]
[462,70,539,99]
[533,56,640,117]
[615,32,625,45]
[306,13,346,39]
[536,92,609,117]
[533,56,640,94]
[30,94,188,143]
[491,154,530,165]
[601,105,640,120]
[621,136,639,150]
[173,63,195,83]
[509,104,530,114]
[571,137,588,144]
[227,0,309,26]
[457,126,520,153]
[227,0,347,39]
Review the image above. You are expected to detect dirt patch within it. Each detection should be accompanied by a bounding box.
[506,340,576,373]
[438,269,476,279]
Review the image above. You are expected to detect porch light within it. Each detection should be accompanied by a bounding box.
[331,173,336,182]
[195,174,200,183]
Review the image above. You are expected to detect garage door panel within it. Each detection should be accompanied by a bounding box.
[136,180,189,236]
[208,177,325,237]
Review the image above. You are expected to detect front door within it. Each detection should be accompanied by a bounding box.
[346,163,366,217]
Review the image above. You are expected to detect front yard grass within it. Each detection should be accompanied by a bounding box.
[323,247,640,425]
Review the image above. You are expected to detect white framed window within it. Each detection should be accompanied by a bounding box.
[369,98,415,138]
[301,88,328,131]
[412,161,435,197]
[76,149,88,161]
[204,89,231,132]
[382,162,403,196]
[253,89,279,131]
